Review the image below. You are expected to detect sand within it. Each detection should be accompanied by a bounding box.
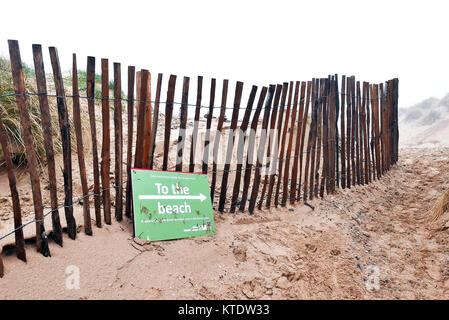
[1,147,449,299]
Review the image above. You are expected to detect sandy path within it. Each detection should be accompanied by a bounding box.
[1,147,448,299]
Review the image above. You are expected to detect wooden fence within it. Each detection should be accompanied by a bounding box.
[0,40,399,277]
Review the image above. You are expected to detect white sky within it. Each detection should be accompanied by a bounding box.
[1,0,448,110]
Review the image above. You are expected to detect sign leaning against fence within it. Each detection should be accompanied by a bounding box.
[131,169,216,241]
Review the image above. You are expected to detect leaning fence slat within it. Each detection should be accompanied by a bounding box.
[340,76,346,189]
[202,79,216,174]
[313,79,325,199]
[0,111,26,261]
[218,81,243,212]
[361,82,370,184]
[230,85,257,213]
[141,72,153,169]
[282,81,299,206]
[72,54,92,235]
[32,44,63,245]
[304,79,318,202]
[319,78,329,198]
[248,85,275,214]
[163,75,177,171]
[113,62,123,221]
[100,58,112,225]
[149,74,163,169]
[297,81,311,202]
[135,70,148,169]
[274,82,293,207]
[267,83,288,208]
[373,84,382,179]
[210,80,229,203]
[189,76,203,173]
[259,84,282,210]
[176,77,190,172]
[125,66,135,218]
[8,40,48,254]
[49,46,76,240]
[356,81,363,185]
[239,87,267,213]
[86,57,102,227]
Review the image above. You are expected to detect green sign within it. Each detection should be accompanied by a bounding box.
[131,168,216,241]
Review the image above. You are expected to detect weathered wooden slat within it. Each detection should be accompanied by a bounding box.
[365,82,372,183]
[327,76,335,194]
[281,81,299,206]
[248,85,275,214]
[86,57,102,227]
[239,87,267,212]
[9,40,48,254]
[32,44,63,245]
[258,84,282,210]
[304,79,318,201]
[189,76,203,173]
[297,81,311,202]
[113,62,123,221]
[218,81,243,212]
[134,70,148,169]
[267,82,288,208]
[202,79,216,174]
[210,80,229,203]
[176,77,190,172]
[340,76,346,189]
[274,81,293,207]
[373,84,382,179]
[230,85,257,213]
[0,110,26,261]
[319,78,329,198]
[356,81,362,185]
[334,74,340,191]
[49,46,76,241]
[314,79,324,198]
[350,77,358,186]
[72,54,92,235]
[393,78,399,164]
[346,77,352,188]
[379,83,386,175]
[125,66,136,218]
[369,84,376,180]
[149,74,163,169]
[162,75,177,171]
[361,82,370,184]
[100,58,112,225]
[289,82,304,203]
[141,72,153,169]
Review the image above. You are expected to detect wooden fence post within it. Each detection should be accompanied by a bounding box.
[267,82,289,208]
[297,81,311,201]
[210,79,228,202]
[86,57,102,227]
[0,111,26,261]
[141,72,153,169]
[230,85,257,213]
[274,81,293,207]
[304,79,319,201]
[259,84,282,210]
[114,62,123,221]
[162,75,177,171]
[100,58,111,225]
[320,78,329,198]
[32,44,63,244]
[313,79,324,198]
[218,81,243,212]
[282,81,299,205]
[125,66,135,218]
[134,70,148,169]
[49,46,76,240]
[72,54,92,235]
[239,87,267,212]
[248,85,275,214]
[189,76,203,173]
[176,77,190,172]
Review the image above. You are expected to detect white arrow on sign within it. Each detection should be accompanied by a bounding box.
[138,193,207,202]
